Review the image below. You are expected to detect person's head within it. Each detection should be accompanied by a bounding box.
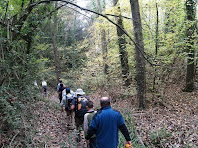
[100,97,110,108]
[86,101,94,110]
[59,80,62,83]
[66,87,70,94]
[75,88,85,96]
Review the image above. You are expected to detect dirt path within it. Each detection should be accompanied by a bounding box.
[30,85,197,147]
[31,93,85,148]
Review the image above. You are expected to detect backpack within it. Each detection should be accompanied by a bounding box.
[65,94,74,111]
[75,96,88,117]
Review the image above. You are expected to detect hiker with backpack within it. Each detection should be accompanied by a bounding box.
[71,88,90,143]
[71,88,90,128]
[83,101,97,148]
[61,87,74,124]
[85,97,132,148]
[57,79,62,92]
[58,83,64,103]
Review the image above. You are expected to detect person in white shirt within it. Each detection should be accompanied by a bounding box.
[42,80,47,97]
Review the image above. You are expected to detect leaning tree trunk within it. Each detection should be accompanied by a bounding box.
[113,0,131,87]
[184,0,196,92]
[96,0,108,75]
[51,2,60,82]
[130,0,146,109]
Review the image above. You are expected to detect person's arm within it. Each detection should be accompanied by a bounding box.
[71,98,76,111]
[118,113,131,146]
[83,114,88,135]
[119,124,131,141]
[71,105,75,110]
[61,96,66,112]
[57,84,60,92]
[85,126,96,140]
[85,114,98,140]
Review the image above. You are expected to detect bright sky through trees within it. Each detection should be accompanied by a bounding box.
[77,0,89,8]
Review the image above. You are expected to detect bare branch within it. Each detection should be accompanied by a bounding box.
[33,0,156,66]
[1,0,156,66]
[3,1,9,23]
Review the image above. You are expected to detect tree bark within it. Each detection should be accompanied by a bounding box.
[153,3,159,91]
[184,0,196,92]
[96,0,108,75]
[113,0,131,87]
[130,0,146,109]
[51,2,60,82]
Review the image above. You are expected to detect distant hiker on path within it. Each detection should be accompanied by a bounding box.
[57,79,62,92]
[58,83,64,103]
[85,97,131,148]
[42,80,47,97]
[83,101,97,148]
[61,87,74,124]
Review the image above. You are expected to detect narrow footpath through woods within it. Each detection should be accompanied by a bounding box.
[31,92,85,148]
[29,85,198,147]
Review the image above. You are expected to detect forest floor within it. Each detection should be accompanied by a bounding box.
[127,83,198,148]
[31,92,87,148]
[12,83,196,148]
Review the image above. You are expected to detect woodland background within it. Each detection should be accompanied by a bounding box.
[0,0,197,147]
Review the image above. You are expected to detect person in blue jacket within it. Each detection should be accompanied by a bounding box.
[85,97,131,148]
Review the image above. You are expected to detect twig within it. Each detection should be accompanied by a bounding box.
[136,131,146,147]
[131,113,146,116]
[9,131,20,147]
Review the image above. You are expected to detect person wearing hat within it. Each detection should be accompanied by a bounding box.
[71,88,90,137]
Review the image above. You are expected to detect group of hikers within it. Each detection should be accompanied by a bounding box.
[56,79,132,148]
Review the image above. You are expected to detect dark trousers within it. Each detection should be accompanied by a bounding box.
[89,137,96,148]
[75,116,84,128]
[59,93,62,103]
[43,86,47,96]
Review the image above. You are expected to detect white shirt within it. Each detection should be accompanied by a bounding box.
[42,81,47,87]
[83,110,97,135]
[61,93,73,107]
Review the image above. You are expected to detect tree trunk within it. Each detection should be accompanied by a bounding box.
[113,0,131,87]
[153,3,159,91]
[51,2,60,82]
[184,0,196,92]
[96,0,108,75]
[130,0,146,109]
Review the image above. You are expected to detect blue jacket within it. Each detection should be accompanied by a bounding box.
[85,106,131,148]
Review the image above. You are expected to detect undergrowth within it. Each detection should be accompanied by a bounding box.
[118,109,146,148]
[0,85,41,147]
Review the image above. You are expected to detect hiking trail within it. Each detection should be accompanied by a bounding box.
[31,92,85,148]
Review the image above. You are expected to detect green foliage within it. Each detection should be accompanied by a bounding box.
[118,109,145,148]
[0,83,42,147]
[0,0,197,146]
[0,86,21,130]
[150,128,171,147]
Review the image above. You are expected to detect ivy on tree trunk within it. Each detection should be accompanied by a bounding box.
[130,0,146,109]
[184,0,196,92]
